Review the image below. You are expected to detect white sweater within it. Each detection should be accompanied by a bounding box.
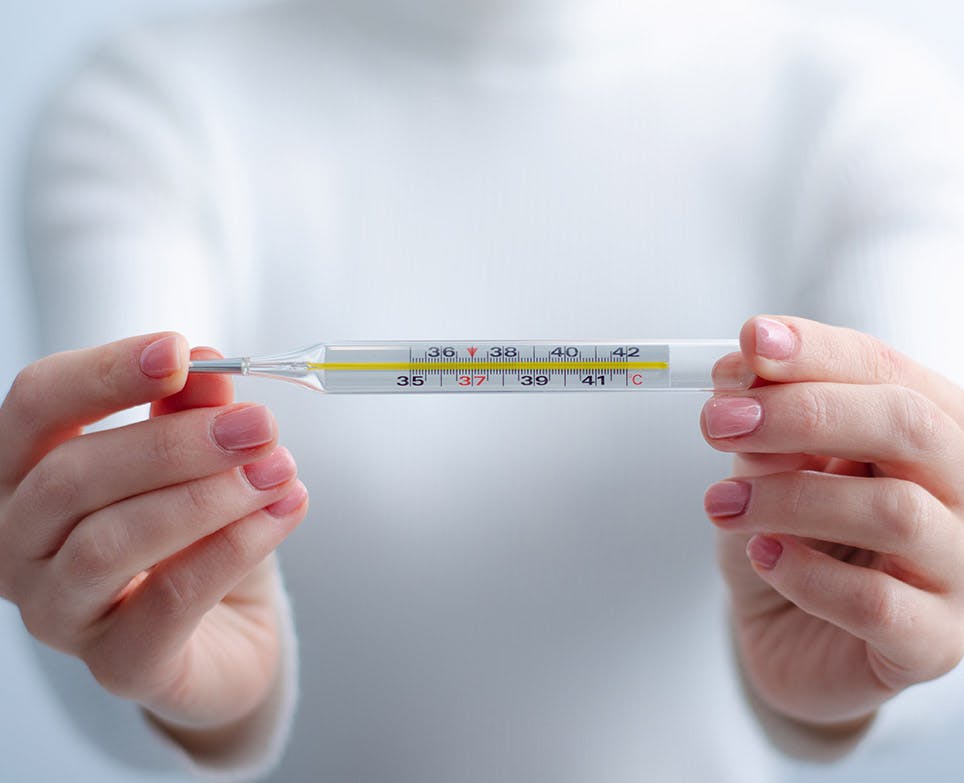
[24,1,964,781]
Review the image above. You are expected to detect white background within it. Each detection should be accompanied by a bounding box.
[1,1,963,781]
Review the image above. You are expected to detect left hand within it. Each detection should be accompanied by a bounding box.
[702,315,964,731]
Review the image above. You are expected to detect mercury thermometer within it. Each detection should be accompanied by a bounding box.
[188,340,750,393]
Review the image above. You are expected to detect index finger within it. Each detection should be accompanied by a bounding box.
[151,347,234,417]
[0,332,189,486]
[741,315,964,426]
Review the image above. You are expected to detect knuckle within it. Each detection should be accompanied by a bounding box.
[887,387,946,457]
[91,349,127,405]
[866,337,905,385]
[933,638,964,680]
[148,570,196,621]
[6,362,46,432]
[794,385,834,435]
[10,362,41,396]
[218,519,257,566]
[18,587,70,649]
[781,472,811,518]
[59,522,122,587]
[795,557,823,605]
[18,597,49,643]
[85,647,136,697]
[873,481,931,550]
[858,579,905,636]
[21,448,83,529]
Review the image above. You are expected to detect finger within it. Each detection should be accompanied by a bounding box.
[743,534,960,687]
[151,347,233,417]
[715,528,784,624]
[8,403,278,560]
[44,448,299,622]
[732,453,831,478]
[741,315,964,425]
[705,471,958,591]
[701,383,964,505]
[0,333,190,486]
[84,482,308,701]
[711,352,758,391]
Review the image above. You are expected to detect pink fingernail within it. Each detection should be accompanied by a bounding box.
[704,481,751,517]
[244,447,297,490]
[746,535,783,570]
[755,318,795,360]
[140,335,183,379]
[267,481,308,518]
[704,397,763,439]
[214,405,275,451]
[711,352,756,391]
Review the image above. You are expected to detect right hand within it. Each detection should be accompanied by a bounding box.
[0,333,308,733]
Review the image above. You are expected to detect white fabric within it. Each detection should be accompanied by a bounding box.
[22,1,964,780]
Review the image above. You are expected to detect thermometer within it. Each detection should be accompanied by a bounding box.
[188,340,750,393]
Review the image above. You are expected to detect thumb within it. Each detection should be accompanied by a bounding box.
[0,333,189,486]
[151,347,235,417]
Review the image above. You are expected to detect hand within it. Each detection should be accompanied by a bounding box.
[702,316,964,731]
[0,334,308,732]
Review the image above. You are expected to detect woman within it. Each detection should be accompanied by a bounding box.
[5,1,964,780]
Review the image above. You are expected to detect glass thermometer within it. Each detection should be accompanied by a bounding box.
[188,340,750,393]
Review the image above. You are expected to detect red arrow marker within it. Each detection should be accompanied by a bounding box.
[467,347,478,357]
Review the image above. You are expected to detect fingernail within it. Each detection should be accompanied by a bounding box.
[704,480,751,517]
[711,352,756,391]
[704,397,763,439]
[755,318,795,360]
[214,405,275,451]
[140,335,184,379]
[244,447,296,490]
[266,481,308,518]
[746,535,782,570]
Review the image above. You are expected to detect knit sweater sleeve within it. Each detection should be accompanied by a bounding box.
[744,20,964,761]
[24,31,298,782]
